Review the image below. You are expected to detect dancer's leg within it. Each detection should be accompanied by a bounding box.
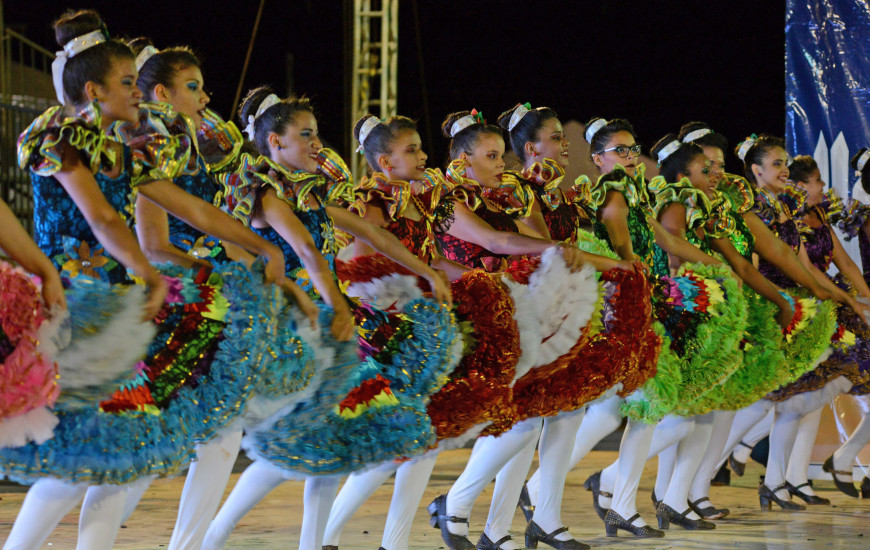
[689,410,735,504]
[381,452,439,550]
[3,478,87,550]
[482,438,537,550]
[169,429,243,550]
[720,400,773,467]
[300,476,341,550]
[201,461,290,549]
[117,475,156,525]
[608,419,656,528]
[527,396,622,506]
[661,413,715,519]
[323,461,399,547]
[527,409,586,541]
[445,418,543,536]
[77,484,130,550]
[764,408,803,500]
[785,407,823,495]
[599,415,694,509]
[833,410,870,471]
[655,444,677,500]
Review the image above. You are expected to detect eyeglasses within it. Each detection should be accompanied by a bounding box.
[598,144,642,158]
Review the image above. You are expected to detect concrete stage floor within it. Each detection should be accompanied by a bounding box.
[1,449,869,549]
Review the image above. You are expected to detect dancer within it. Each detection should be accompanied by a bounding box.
[0,197,66,447]
[202,88,460,549]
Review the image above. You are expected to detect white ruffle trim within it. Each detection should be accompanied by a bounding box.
[345,273,424,311]
[0,406,59,448]
[501,277,539,382]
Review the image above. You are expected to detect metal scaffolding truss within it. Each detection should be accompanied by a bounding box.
[350,0,398,180]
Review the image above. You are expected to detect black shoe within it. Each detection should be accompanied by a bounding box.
[322,547,338,550]
[655,502,716,530]
[758,483,806,510]
[427,494,475,550]
[518,483,535,523]
[524,521,589,549]
[603,509,664,538]
[711,463,731,486]
[651,490,661,507]
[822,455,859,498]
[862,476,870,499]
[729,441,751,477]
[477,533,514,550]
[786,482,830,505]
[688,496,729,519]
[583,471,611,520]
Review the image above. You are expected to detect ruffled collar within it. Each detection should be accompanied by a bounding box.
[835,197,870,240]
[521,158,565,210]
[219,148,353,224]
[196,108,243,173]
[646,175,712,231]
[352,168,445,221]
[582,163,648,212]
[752,185,787,225]
[715,173,755,214]
[481,172,537,217]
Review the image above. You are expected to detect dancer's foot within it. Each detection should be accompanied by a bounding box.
[582,471,611,520]
[823,455,859,498]
[427,495,475,549]
[477,532,521,550]
[518,483,535,523]
[758,483,806,511]
[786,482,830,505]
[604,509,664,538]
[655,502,715,530]
[729,441,753,477]
[524,521,589,549]
[688,496,729,519]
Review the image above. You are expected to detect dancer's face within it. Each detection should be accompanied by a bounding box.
[701,145,725,187]
[382,129,427,181]
[682,154,714,195]
[89,56,141,125]
[463,133,506,188]
[161,64,209,128]
[795,167,825,206]
[593,130,640,177]
[752,146,789,190]
[274,110,322,173]
[528,118,569,169]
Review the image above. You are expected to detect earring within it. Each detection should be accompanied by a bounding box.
[277,145,283,150]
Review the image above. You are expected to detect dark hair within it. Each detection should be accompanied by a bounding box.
[441,111,503,160]
[239,86,313,157]
[851,148,870,194]
[677,121,729,154]
[788,155,818,184]
[735,134,785,184]
[353,114,417,170]
[497,103,558,163]
[128,37,201,100]
[651,134,706,183]
[53,9,134,106]
[586,117,638,162]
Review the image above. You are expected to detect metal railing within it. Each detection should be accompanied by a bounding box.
[0,102,40,233]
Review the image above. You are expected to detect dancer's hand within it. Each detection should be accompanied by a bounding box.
[262,249,286,286]
[142,270,169,321]
[331,303,356,342]
[282,280,319,328]
[556,244,585,272]
[776,302,794,331]
[41,271,67,311]
[426,269,453,307]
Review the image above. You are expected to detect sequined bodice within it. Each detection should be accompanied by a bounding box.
[758,218,801,289]
[594,204,669,277]
[438,205,518,272]
[540,199,581,243]
[385,215,435,263]
[167,158,228,263]
[31,146,134,284]
[801,216,834,273]
[727,212,756,260]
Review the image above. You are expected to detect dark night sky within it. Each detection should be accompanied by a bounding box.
[6,1,785,171]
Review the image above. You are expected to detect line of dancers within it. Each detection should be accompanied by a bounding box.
[3,8,870,550]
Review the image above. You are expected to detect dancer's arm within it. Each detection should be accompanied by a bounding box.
[517,201,551,239]
[328,206,451,306]
[650,217,723,267]
[259,190,353,340]
[137,179,285,285]
[658,203,690,272]
[0,199,66,310]
[134,194,210,268]
[831,231,870,301]
[54,161,166,320]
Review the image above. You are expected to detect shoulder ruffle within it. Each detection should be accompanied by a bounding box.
[110,102,199,187]
[752,186,785,226]
[481,172,537,218]
[351,168,445,221]
[521,159,566,211]
[778,185,808,219]
[196,108,243,174]
[834,198,870,240]
[816,188,845,225]
[444,159,483,211]
[701,191,741,240]
[17,103,117,177]
[646,176,711,231]
[581,166,647,214]
[716,173,756,214]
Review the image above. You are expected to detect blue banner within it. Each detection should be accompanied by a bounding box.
[786,0,870,263]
